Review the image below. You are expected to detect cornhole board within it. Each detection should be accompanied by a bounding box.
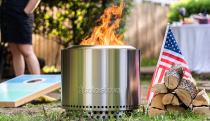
[0,74,61,107]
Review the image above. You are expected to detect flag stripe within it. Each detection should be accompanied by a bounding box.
[162,52,187,64]
[153,67,163,87]
[159,64,168,70]
[157,69,165,83]
[163,49,185,58]
[183,75,189,78]
[147,67,163,103]
[160,58,191,73]
[148,92,154,104]
[146,68,157,100]
[159,62,190,77]
[161,55,188,67]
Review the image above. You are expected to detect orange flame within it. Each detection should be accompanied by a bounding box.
[80,2,125,45]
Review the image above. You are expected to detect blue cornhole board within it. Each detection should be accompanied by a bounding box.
[0,75,61,107]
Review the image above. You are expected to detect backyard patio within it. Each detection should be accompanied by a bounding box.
[1,0,210,120]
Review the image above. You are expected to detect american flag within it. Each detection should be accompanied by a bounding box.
[146,26,192,103]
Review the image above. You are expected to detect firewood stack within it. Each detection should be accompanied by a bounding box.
[148,64,210,117]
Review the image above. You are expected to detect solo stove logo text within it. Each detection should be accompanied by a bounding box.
[79,88,120,94]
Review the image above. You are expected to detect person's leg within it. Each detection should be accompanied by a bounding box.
[18,44,40,74]
[8,43,25,76]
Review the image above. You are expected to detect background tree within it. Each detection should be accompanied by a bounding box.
[168,0,210,23]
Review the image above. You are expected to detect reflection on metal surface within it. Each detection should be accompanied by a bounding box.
[79,88,120,94]
[61,45,141,117]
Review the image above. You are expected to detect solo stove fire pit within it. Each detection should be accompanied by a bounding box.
[61,45,141,119]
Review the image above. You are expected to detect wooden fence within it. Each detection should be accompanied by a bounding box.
[126,2,169,58]
[32,34,63,70]
[32,2,169,69]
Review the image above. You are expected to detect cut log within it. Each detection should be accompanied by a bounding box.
[162,93,180,106]
[150,94,165,110]
[148,107,166,117]
[151,83,168,94]
[170,64,184,78]
[175,79,197,106]
[178,79,197,99]
[164,71,181,90]
[166,105,185,112]
[193,106,210,116]
[175,89,192,107]
[192,89,210,106]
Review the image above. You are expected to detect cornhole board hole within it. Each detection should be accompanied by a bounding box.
[0,75,61,107]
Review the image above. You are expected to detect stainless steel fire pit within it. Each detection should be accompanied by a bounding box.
[61,45,141,118]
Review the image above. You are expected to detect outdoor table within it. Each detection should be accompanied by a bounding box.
[171,24,210,73]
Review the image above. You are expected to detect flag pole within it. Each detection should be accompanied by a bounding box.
[147,23,170,105]
[156,23,170,66]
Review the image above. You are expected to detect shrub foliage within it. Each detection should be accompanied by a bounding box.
[34,0,133,47]
[168,0,210,23]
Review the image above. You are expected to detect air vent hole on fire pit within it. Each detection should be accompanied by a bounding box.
[69,105,136,109]
[83,110,125,119]
[64,107,136,119]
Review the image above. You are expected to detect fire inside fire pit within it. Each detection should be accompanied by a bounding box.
[80,2,125,45]
[61,2,141,119]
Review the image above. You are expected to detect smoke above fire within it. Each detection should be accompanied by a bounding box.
[80,2,125,45]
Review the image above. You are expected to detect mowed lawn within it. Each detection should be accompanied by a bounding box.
[0,108,209,121]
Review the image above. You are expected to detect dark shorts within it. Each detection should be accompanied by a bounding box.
[1,6,34,44]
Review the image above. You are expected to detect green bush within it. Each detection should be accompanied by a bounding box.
[34,0,133,47]
[141,57,157,67]
[168,0,210,23]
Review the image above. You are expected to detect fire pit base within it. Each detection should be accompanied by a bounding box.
[64,108,137,119]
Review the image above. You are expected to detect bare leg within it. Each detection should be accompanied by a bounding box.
[18,44,40,74]
[8,43,25,76]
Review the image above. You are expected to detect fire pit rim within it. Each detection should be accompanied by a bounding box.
[65,45,136,50]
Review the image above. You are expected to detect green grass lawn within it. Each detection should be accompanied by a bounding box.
[141,57,157,67]
[0,108,209,121]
